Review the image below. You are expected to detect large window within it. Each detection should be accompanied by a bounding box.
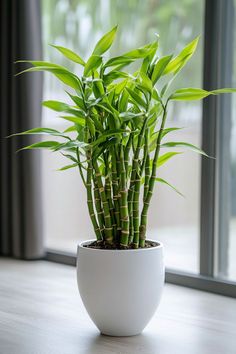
[41,0,204,274]
[229,23,236,280]
[41,0,236,296]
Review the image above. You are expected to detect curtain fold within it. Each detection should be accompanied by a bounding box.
[0,0,44,258]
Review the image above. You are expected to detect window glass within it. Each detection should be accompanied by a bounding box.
[228,0,236,281]
[41,0,204,273]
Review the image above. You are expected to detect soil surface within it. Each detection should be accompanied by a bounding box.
[83,240,159,250]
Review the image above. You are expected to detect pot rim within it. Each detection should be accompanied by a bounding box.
[78,239,163,253]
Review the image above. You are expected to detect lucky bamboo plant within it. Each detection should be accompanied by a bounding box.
[12,26,236,249]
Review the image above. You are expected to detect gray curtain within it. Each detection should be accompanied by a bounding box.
[0,0,44,258]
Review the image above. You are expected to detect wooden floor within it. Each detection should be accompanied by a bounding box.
[0,259,236,354]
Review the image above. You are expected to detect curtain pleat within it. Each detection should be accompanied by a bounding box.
[0,0,44,258]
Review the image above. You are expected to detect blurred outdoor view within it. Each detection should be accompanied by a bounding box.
[228,0,236,281]
[41,0,204,273]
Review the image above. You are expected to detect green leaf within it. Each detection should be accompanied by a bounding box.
[149,127,183,152]
[63,126,77,133]
[155,177,184,197]
[103,71,129,85]
[119,111,144,122]
[89,114,104,132]
[92,80,105,98]
[211,88,236,94]
[18,141,60,151]
[50,45,85,65]
[84,55,102,76]
[53,141,87,152]
[61,153,78,163]
[151,55,173,85]
[118,89,129,112]
[91,129,128,147]
[163,37,199,75]
[57,163,78,171]
[54,72,82,90]
[138,72,153,95]
[125,87,147,109]
[16,60,67,69]
[92,26,118,56]
[104,56,135,69]
[157,152,182,167]
[59,116,85,126]
[169,88,210,101]
[140,40,159,74]
[160,127,184,138]
[65,92,86,110]
[9,127,70,139]
[161,141,208,156]
[43,100,85,118]
[122,42,157,59]
[16,62,82,90]
[104,42,156,69]
[42,100,70,112]
[87,117,96,136]
[92,137,118,160]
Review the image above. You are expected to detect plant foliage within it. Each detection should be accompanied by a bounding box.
[12,26,236,248]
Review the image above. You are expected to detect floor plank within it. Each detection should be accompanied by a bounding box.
[0,258,236,354]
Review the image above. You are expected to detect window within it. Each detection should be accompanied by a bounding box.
[216,0,236,281]
[229,13,236,280]
[42,0,236,296]
[41,0,204,274]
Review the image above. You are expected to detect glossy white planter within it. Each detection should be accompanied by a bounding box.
[77,239,164,336]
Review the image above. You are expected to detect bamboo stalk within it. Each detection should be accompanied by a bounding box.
[143,155,150,202]
[132,128,149,248]
[139,104,167,247]
[128,189,134,244]
[93,175,105,239]
[86,150,102,242]
[128,116,148,247]
[105,173,116,231]
[119,145,129,247]
[111,148,121,242]
[93,159,113,243]
[115,148,122,242]
[143,130,150,201]
[76,148,86,187]
[83,117,102,242]
[132,173,141,248]
[128,116,147,200]
[124,133,132,177]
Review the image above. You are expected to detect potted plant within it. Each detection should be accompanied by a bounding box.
[12,26,236,336]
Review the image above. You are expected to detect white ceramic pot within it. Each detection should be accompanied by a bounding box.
[77,239,164,336]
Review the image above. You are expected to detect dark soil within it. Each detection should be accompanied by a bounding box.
[83,240,159,250]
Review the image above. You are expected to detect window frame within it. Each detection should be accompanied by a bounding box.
[45,0,236,297]
[200,0,234,279]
